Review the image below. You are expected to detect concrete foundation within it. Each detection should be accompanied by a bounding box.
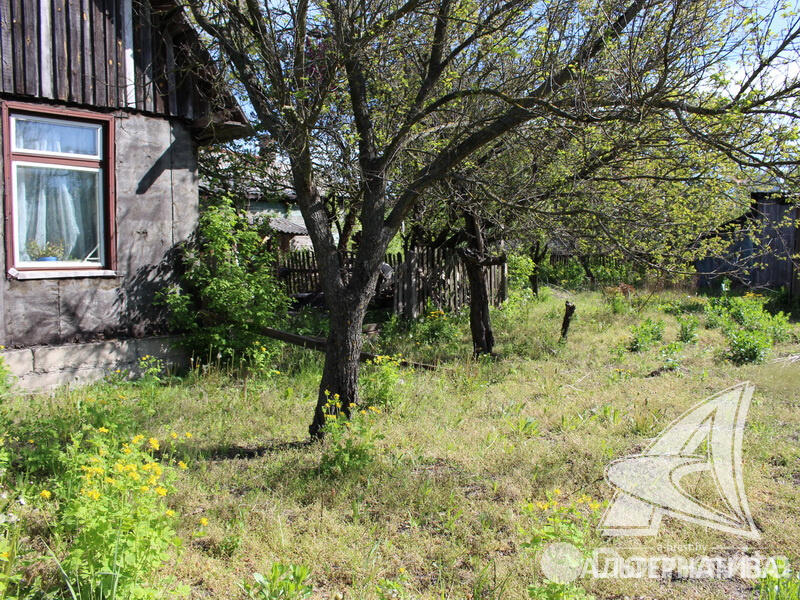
[0,336,187,391]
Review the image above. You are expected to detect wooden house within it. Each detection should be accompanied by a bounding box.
[696,190,800,296]
[0,0,249,386]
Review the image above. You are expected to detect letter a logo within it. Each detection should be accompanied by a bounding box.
[599,383,760,539]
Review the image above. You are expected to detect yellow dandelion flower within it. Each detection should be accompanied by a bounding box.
[199,517,209,527]
[166,509,176,517]
[184,432,192,439]
[553,488,562,496]
[178,461,188,470]
[148,438,160,451]
[170,432,178,439]
[39,490,52,500]
[154,486,167,497]
[97,427,109,433]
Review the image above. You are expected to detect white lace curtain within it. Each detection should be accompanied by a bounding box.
[14,119,100,263]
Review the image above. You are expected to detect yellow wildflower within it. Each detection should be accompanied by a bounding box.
[199,517,209,527]
[184,432,192,439]
[148,475,159,485]
[178,461,188,470]
[0,552,9,560]
[148,438,160,451]
[170,432,178,439]
[97,427,109,434]
[154,486,167,497]
[83,489,101,501]
[39,490,52,500]
[132,435,145,444]
[166,509,176,517]
[553,488,562,496]
[140,486,150,493]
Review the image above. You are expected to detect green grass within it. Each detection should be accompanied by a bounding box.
[4,288,800,599]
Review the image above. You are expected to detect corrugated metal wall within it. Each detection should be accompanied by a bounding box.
[0,0,218,120]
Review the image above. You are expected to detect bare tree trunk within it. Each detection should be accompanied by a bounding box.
[463,257,495,355]
[309,298,368,438]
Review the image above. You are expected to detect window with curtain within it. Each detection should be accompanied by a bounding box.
[7,112,109,269]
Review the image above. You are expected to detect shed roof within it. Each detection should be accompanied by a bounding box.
[269,217,308,236]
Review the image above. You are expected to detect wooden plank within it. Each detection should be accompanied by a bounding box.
[22,0,38,96]
[115,0,126,107]
[164,30,177,115]
[91,0,106,105]
[38,0,53,97]
[121,0,134,106]
[66,0,81,102]
[80,0,92,103]
[150,11,165,113]
[0,0,14,92]
[11,0,24,93]
[104,0,117,106]
[52,0,68,100]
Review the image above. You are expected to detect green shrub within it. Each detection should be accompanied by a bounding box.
[53,428,182,599]
[539,258,586,289]
[360,355,402,409]
[705,292,792,364]
[627,319,665,352]
[659,342,684,371]
[677,315,700,343]
[507,253,536,290]
[240,564,313,600]
[160,198,289,368]
[725,328,772,365]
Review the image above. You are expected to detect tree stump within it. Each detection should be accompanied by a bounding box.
[560,301,576,342]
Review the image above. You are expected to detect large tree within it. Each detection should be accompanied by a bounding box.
[185,0,800,437]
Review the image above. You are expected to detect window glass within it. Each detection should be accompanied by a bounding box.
[13,117,100,157]
[15,165,102,264]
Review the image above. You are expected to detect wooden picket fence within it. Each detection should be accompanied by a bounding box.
[277,247,507,318]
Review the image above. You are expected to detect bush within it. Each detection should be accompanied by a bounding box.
[539,258,586,289]
[676,315,699,343]
[507,253,536,290]
[53,428,181,599]
[360,355,402,409]
[627,319,665,352]
[160,198,289,368]
[705,292,792,364]
[725,328,772,365]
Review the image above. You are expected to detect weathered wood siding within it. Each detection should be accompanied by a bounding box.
[0,109,199,347]
[0,0,226,120]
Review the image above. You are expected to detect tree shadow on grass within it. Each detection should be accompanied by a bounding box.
[200,438,313,461]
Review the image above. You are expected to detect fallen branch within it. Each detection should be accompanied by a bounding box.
[256,326,438,371]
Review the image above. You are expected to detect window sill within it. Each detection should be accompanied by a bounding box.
[7,268,118,280]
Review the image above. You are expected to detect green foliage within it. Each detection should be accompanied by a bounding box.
[627,319,665,352]
[160,199,289,368]
[539,259,586,290]
[359,355,402,409]
[239,564,313,600]
[319,395,383,478]
[661,297,708,315]
[507,254,536,290]
[659,342,684,371]
[676,315,700,343]
[521,491,603,600]
[704,292,792,364]
[0,355,13,399]
[604,291,630,315]
[0,437,24,599]
[53,429,181,599]
[755,574,800,600]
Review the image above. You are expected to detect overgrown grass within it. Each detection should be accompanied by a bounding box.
[1,288,799,599]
